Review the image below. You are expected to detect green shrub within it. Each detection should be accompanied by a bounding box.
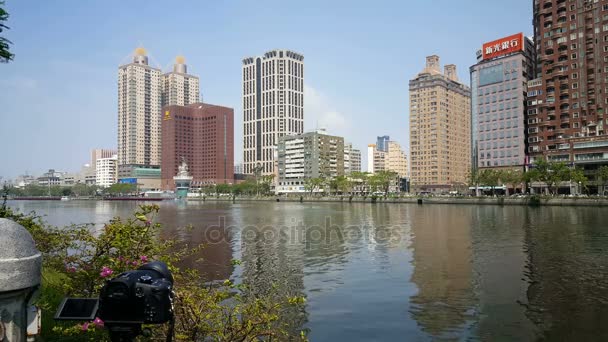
[0,204,308,341]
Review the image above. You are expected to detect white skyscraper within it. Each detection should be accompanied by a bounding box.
[96,155,118,188]
[117,47,162,168]
[242,49,304,175]
[162,56,199,107]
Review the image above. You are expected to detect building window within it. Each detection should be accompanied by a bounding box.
[572,83,579,89]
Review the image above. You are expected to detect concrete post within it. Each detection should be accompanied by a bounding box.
[0,218,42,342]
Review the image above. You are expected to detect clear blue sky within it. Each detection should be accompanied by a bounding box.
[0,0,532,179]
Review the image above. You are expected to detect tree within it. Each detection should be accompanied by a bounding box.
[0,1,13,63]
[479,169,499,196]
[105,183,136,196]
[597,166,608,196]
[215,183,232,194]
[258,175,275,195]
[499,169,523,196]
[569,167,588,195]
[369,171,397,198]
[468,169,481,196]
[529,160,570,195]
[304,177,324,195]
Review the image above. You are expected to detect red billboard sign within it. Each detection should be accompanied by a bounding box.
[482,33,524,60]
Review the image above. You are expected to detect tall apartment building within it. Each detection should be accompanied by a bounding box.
[367,144,386,173]
[470,33,535,171]
[367,141,408,176]
[91,149,117,172]
[276,129,344,193]
[344,142,362,174]
[162,56,200,107]
[528,0,608,178]
[242,49,304,176]
[96,155,118,188]
[409,56,471,191]
[161,103,234,190]
[117,48,162,169]
[376,135,390,152]
[387,141,409,177]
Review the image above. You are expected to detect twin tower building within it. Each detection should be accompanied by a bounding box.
[116,48,304,190]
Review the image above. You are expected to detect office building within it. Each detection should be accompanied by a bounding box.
[527,0,608,179]
[376,135,390,152]
[162,56,200,107]
[37,169,65,186]
[276,129,344,193]
[161,103,234,190]
[242,49,304,176]
[387,141,409,177]
[470,33,535,171]
[117,47,162,169]
[344,142,361,174]
[409,56,471,191]
[96,155,118,188]
[367,144,386,174]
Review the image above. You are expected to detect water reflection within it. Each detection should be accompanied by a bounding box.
[524,206,608,340]
[7,200,608,341]
[408,205,476,339]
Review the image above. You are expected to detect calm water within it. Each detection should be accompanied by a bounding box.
[7,200,608,341]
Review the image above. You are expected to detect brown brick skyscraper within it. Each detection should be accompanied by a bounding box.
[528,0,608,184]
[161,103,234,190]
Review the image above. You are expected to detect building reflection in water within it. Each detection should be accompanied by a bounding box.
[523,206,608,340]
[408,205,476,339]
[470,206,537,340]
[159,201,234,281]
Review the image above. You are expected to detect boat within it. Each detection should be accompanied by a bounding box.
[60,196,70,201]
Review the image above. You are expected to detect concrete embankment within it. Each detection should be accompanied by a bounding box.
[188,196,608,207]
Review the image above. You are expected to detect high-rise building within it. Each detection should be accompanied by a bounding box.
[117,48,162,169]
[528,0,608,178]
[409,56,471,191]
[367,144,386,174]
[96,155,118,188]
[470,33,535,171]
[161,103,234,190]
[162,56,199,107]
[387,141,409,177]
[367,141,407,176]
[344,142,361,174]
[242,49,304,176]
[376,135,390,152]
[276,129,344,193]
[91,149,117,172]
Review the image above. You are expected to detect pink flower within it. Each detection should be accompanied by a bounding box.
[131,260,138,266]
[93,317,104,328]
[139,255,148,263]
[82,322,89,331]
[145,220,152,226]
[66,266,76,273]
[100,266,113,278]
[117,256,124,262]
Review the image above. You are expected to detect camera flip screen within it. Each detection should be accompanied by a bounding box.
[54,298,99,321]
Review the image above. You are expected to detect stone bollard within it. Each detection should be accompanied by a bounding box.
[0,218,42,342]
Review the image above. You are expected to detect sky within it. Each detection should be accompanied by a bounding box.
[0,0,533,180]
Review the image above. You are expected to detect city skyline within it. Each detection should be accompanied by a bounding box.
[0,0,532,179]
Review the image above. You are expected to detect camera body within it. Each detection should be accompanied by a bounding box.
[98,263,174,324]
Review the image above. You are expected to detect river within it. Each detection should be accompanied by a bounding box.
[7,200,608,341]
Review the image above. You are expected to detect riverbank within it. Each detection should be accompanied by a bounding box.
[187,195,608,207]
[9,195,608,206]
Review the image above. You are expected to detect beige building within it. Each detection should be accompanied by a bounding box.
[387,141,408,178]
[162,56,200,107]
[409,56,471,191]
[117,48,162,169]
[367,141,408,177]
[367,144,386,173]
